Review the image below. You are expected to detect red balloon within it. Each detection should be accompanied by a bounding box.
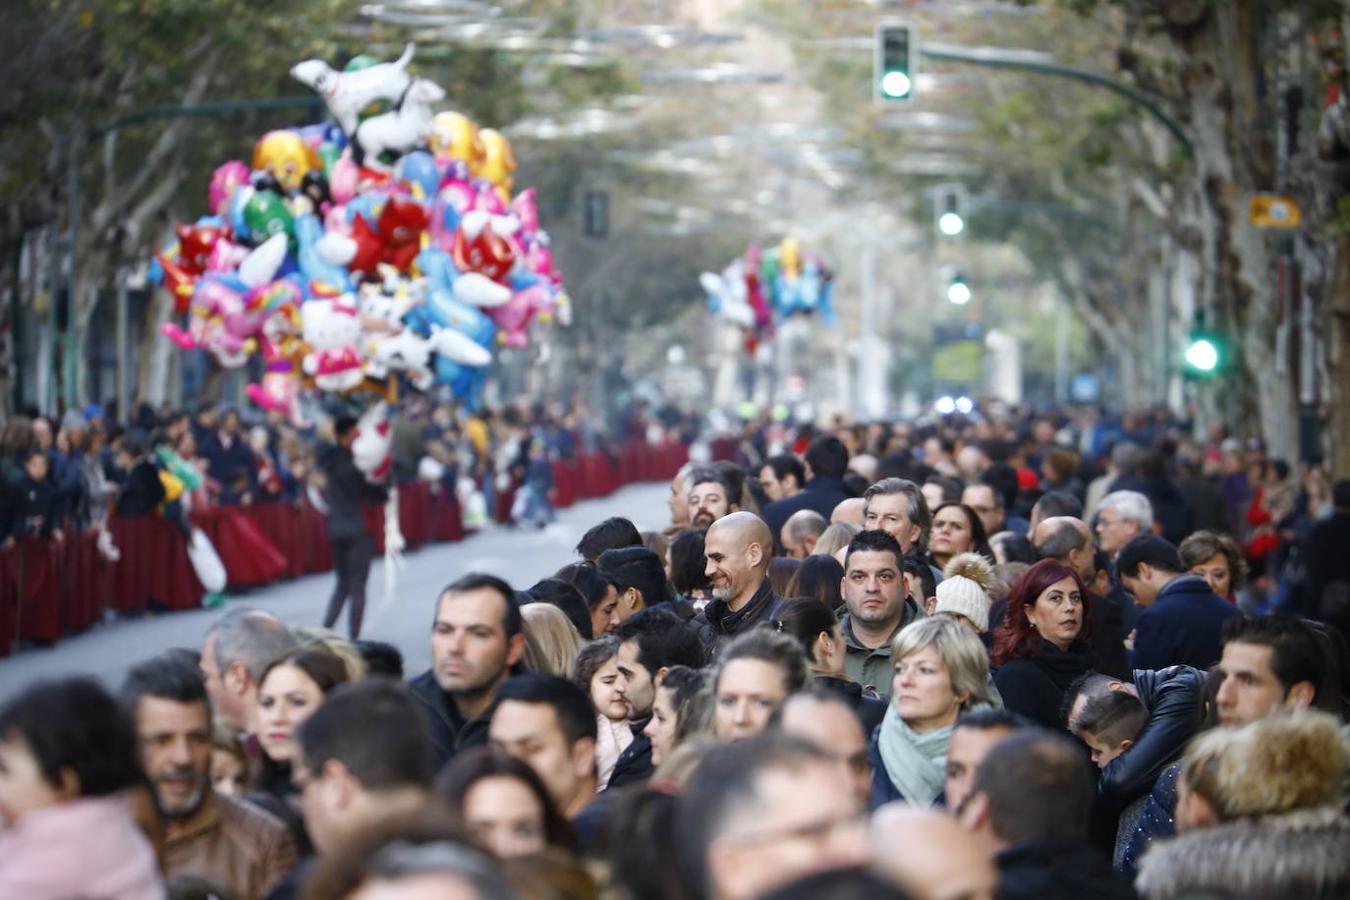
[452,217,515,284]
[346,214,385,274]
[156,252,198,314]
[175,222,228,275]
[378,196,429,272]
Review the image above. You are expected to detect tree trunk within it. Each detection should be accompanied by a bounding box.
[1163,1,1298,461]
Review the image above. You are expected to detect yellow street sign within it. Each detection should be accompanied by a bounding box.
[1249,194,1301,229]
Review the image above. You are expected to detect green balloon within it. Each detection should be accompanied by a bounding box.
[244,192,295,249]
[316,142,342,178]
[344,54,378,72]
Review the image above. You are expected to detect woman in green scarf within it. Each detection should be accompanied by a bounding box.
[870,615,998,809]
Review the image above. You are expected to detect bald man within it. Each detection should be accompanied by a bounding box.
[831,497,865,527]
[1031,516,1130,678]
[871,805,997,900]
[781,509,828,559]
[694,511,782,652]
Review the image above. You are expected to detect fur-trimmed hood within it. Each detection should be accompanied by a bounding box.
[1135,806,1350,900]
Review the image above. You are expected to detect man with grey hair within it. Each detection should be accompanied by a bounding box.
[781,509,828,559]
[200,607,297,734]
[862,477,930,555]
[1094,490,1153,557]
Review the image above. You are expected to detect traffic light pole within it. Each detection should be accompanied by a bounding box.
[919,43,1193,159]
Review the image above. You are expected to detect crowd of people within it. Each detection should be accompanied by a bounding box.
[1,403,1348,899]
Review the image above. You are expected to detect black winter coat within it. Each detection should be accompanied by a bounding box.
[693,580,783,655]
[407,669,490,774]
[319,443,387,541]
[993,639,1093,730]
[760,476,852,547]
[996,838,1137,900]
[606,720,653,790]
[1131,574,1241,672]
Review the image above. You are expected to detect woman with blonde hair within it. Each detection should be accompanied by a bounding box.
[870,616,998,809]
[521,602,584,678]
[812,521,861,559]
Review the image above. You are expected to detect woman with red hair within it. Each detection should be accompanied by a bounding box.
[990,559,1094,730]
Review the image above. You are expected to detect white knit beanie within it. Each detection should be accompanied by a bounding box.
[933,552,994,633]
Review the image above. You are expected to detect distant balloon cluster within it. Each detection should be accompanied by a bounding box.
[699,238,836,355]
[149,43,569,433]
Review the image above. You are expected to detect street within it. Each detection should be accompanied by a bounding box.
[0,482,669,703]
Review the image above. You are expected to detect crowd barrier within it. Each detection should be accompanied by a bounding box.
[0,442,687,657]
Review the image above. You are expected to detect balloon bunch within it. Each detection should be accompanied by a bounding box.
[149,43,570,422]
[699,238,836,355]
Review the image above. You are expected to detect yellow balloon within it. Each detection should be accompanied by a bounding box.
[779,237,801,278]
[251,131,317,194]
[478,128,517,198]
[428,111,484,175]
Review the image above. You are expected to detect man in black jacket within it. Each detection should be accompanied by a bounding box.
[319,416,387,639]
[1064,665,1205,854]
[693,512,782,652]
[408,573,525,772]
[1118,535,1241,671]
[608,607,705,789]
[958,729,1135,900]
[760,435,852,542]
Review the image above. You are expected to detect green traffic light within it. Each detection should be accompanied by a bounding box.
[1185,337,1219,372]
[881,70,912,98]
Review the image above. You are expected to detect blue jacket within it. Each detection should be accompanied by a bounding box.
[760,476,852,546]
[1131,575,1241,672]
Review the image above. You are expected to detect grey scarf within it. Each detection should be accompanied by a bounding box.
[876,702,953,808]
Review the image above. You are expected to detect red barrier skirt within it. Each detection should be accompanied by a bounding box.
[190,507,287,589]
[109,517,203,613]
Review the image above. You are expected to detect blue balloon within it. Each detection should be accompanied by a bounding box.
[228,189,253,243]
[346,193,385,230]
[294,212,353,295]
[398,150,441,199]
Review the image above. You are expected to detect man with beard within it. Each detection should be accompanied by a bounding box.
[409,573,527,771]
[123,652,297,900]
[686,468,740,528]
[694,511,781,652]
[839,530,924,696]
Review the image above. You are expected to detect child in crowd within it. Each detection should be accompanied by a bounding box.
[210,728,248,797]
[1072,687,1150,867]
[575,636,632,791]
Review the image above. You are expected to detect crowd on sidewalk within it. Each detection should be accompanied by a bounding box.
[1,401,1347,899]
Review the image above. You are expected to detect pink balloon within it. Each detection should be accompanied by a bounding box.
[489,284,553,348]
[511,187,539,234]
[209,161,249,217]
[329,150,359,204]
[324,204,353,237]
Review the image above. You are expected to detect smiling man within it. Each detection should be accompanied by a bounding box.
[839,530,925,696]
[409,573,526,772]
[694,511,781,652]
[123,652,296,900]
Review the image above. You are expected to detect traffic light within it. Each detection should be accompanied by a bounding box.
[1184,314,1222,376]
[875,22,916,103]
[946,271,971,305]
[934,183,967,238]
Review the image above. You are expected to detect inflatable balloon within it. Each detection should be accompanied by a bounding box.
[243,191,295,249]
[478,129,516,202]
[291,44,415,138]
[398,150,440,200]
[353,78,445,171]
[301,297,365,392]
[351,402,394,481]
[252,131,319,193]
[428,111,483,176]
[209,162,250,216]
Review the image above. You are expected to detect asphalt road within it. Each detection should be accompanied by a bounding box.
[0,481,670,703]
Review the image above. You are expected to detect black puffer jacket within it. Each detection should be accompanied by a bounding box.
[1099,665,1204,813]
